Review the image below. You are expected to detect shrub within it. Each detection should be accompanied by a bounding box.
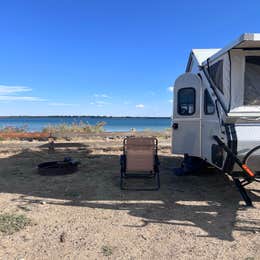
[0,125,28,133]
[0,213,31,235]
[101,245,113,256]
[42,121,106,134]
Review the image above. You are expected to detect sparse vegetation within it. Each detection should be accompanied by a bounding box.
[42,121,106,134]
[101,245,113,256]
[0,122,106,140]
[0,125,28,133]
[0,213,31,235]
[143,128,152,132]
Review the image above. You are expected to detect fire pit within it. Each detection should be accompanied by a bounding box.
[38,157,80,176]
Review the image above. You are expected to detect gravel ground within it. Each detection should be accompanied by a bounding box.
[0,134,259,259]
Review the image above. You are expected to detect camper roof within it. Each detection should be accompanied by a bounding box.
[192,49,220,65]
[201,33,260,65]
[186,49,220,71]
[186,33,260,71]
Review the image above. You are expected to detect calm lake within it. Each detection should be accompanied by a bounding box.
[0,117,172,132]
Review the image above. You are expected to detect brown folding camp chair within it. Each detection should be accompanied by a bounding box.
[120,136,160,190]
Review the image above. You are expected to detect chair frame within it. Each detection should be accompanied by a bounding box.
[120,137,160,190]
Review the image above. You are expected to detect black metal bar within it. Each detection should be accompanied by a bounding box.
[233,178,253,207]
[201,65,228,115]
[213,135,255,206]
[214,136,243,167]
[213,135,255,180]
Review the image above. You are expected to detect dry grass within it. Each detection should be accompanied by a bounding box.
[42,121,106,134]
[0,122,107,141]
[0,126,28,133]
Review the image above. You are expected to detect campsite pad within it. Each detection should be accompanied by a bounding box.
[0,134,259,259]
[38,158,80,176]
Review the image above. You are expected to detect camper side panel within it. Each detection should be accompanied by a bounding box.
[233,124,260,172]
[172,120,201,156]
[172,72,202,157]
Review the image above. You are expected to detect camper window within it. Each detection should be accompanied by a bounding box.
[244,56,260,105]
[177,88,195,115]
[204,89,215,115]
[209,60,223,93]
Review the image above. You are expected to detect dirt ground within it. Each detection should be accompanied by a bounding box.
[0,133,260,259]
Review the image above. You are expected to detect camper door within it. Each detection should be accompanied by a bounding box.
[172,73,201,157]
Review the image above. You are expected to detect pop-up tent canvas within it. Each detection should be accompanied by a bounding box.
[186,33,260,118]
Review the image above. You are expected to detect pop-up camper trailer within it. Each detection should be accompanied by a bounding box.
[172,33,260,206]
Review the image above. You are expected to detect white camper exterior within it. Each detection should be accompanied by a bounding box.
[172,33,260,173]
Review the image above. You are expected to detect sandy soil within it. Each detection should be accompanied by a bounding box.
[0,133,259,259]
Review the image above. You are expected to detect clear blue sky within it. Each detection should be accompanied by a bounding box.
[0,0,259,116]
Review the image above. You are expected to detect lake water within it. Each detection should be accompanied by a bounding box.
[0,117,172,132]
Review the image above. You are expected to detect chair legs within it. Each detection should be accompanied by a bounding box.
[120,169,125,190]
[120,153,160,191]
[120,169,160,191]
[156,170,160,190]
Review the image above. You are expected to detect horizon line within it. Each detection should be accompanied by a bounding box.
[0,115,171,118]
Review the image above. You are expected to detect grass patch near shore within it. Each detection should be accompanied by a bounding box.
[0,122,106,140]
[42,121,106,134]
[0,213,31,235]
[0,125,28,133]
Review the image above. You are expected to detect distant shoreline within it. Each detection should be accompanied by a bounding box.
[0,116,171,132]
[0,116,171,119]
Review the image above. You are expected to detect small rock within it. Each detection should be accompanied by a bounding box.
[60,232,66,243]
[40,201,46,205]
[139,234,147,240]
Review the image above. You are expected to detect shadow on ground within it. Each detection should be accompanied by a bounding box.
[0,148,260,242]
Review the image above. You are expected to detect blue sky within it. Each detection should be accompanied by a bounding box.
[0,0,260,116]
